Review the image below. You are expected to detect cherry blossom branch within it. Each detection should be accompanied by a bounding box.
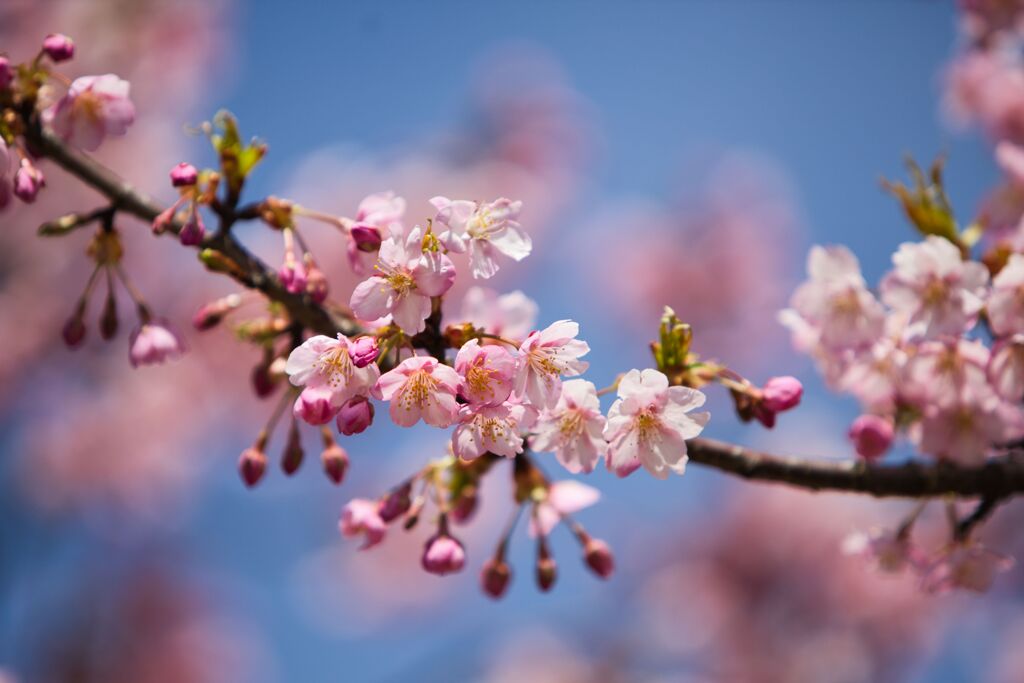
[26,124,357,338]
[688,438,1024,499]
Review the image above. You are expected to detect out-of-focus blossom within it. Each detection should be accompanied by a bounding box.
[346,191,405,275]
[340,498,387,550]
[0,138,11,209]
[842,528,922,572]
[901,339,991,410]
[373,355,461,428]
[178,209,206,246]
[988,334,1024,400]
[848,414,895,461]
[920,543,1015,593]
[129,319,185,367]
[41,32,75,61]
[43,74,135,151]
[513,319,589,409]
[13,157,45,203]
[913,392,1024,464]
[454,338,516,406]
[530,379,607,474]
[881,236,989,339]
[603,368,709,479]
[783,245,885,351]
[988,253,1024,336]
[530,479,600,537]
[430,196,531,279]
[839,336,908,412]
[0,56,12,90]
[944,43,1024,144]
[350,226,456,333]
[761,375,803,412]
[169,161,198,187]
[458,286,538,341]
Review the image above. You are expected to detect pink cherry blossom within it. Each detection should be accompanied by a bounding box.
[842,528,922,573]
[989,335,1024,401]
[350,226,455,334]
[336,396,375,435]
[847,414,895,461]
[284,334,380,408]
[920,543,1015,594]
[349,336,380,368]
[781,245,885,351]
[513,320,590,409]
[760,376,802,412]
[373,356,461,428]
[128,320,185,368]
[292,385,339,425]
[880,236,989,339]
[13,158,45,203]
[454,338,516,406]
[901,339,991,410]
[603,369,710,479]
[430,196,532,279]
[43,74,136,151]
[346,191,405,274]
[530,379,607,474]
[458,286,538,341]
[838,336,908,412]
[451,401,534,460]
[913,391,1024,465]
[988,253,1024,336]
[339,498,387,550]
[996,141,1024,187]
[421,533,466,575]
[530,480,600,538]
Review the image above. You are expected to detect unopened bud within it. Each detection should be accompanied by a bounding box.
[99,288,118,340]
[536,556,557,592]
[281,420,304,476]
[251,358,279,398]
[14,158,45,203]
[306,262,329,304]
[320,443,349,485]
[42,33,74,62]
[481,557,512,599]
[179,210,205,246]
[848,414,894,461]
[421,533,466,576]
[238,446,267,488]
[350,224,382,252]
[0,56,12,90]
[761,376,803,413]
[170,162,198,187]
[336,395,374,435]
[379,481,413,523]
[62,303,87,348]
[584,538,615,579]
[451,485,478,524]
[192,294,242,331]
[349,336,380,368]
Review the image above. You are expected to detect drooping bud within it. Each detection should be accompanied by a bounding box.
[278,253,307,295]
[761,376,803,413]
[251,357,279,398]
[152,205,176,235]
[349,336,380,368]
[421,532,467,576]
[320,431,349,485]
[536,555,558,592]
[99,285,118,340]
[179,210,205,246]
[238,441,268,488]
[350,224,383,252]
[378,481,413,523]
[42,33,75,62]
[848,414,894,461]
[13,158,45,203]
[336,396,374,435]
[293,386,339,425]
[583,538,615,579]
[450,485,479,524]
[0,56,12,90]
[281,418,304,476]
[305,260,329,303]
[129,319,185,367]
[62,302,87,348]
[192,294,242,331]
[481,557,512,599]
[170,162,198,187]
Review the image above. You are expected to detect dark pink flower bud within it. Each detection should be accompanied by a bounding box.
[293,386,340,426]
[238,446,267,488]
[0,57,12,90]
[378,482,413,523]
[99,288,118,340]
[192,294,241,331]
[450,486,478,524]
[251,362,278,398]
[62,305,87,348]
[281,420,304,476]
[536,556,557,592]
[761,376,803,413]
[305,263,329,303]
[422,534,466,576]
[481,558,512,599]
[752,404,776,429]
[848,414,894,461]
[584,538,615,579]
[178,210,205,246]
[350,224,383,252]
[170,162,198,187]
[13,158,45,203]
[321,443,349,485]
[336,396,374,435]
[278,256,307,294]
[349,336,380,368]
[42,33,74,62]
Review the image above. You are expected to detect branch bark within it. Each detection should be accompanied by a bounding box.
[29,129,1024,501]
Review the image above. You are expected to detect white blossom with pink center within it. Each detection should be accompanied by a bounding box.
[458,286,538,342]
[373,356,461,428]
[43,74,135,151]
[285,334,381,410]
[513,319,590,409]
[604,368,709,480]
[430,196,532,279]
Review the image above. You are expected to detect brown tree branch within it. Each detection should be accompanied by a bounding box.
[28,128,1024,501]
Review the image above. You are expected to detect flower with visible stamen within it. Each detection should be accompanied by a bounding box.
[350,226,456,334]
[430,196,532,279]
[43,74,135,151]
[513,320,590,409]
[451,401,535,460]
[285,334,380,411]
[455,338,516,406]
[603,368,710,479]
[530,379,607,474]
[373,356,460,428]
